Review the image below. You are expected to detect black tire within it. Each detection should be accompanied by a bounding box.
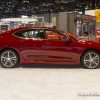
[0,49,19,68]
[81,50,100,69]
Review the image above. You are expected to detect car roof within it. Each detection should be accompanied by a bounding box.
[13,26,55,31]
[8,26,65,34]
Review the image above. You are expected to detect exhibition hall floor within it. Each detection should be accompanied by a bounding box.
[0,64,100,100]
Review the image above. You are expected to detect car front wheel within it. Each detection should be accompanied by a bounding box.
[0,49,19,68]
[81,50,100,69]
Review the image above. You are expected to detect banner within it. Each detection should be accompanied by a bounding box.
[95,10,100,22]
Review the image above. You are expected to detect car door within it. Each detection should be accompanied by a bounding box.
[41,29,79,63]
[14,29,44,62]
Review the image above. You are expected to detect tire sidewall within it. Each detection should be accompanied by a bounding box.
[0,49,19,68]
[81,50,100,69]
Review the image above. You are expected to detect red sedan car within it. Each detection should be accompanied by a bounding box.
[0,27,100,69]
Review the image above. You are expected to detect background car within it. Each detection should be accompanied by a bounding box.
[0,27,100,69]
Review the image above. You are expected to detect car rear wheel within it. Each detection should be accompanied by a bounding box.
[0,49,19,68]
[81,50,100,69]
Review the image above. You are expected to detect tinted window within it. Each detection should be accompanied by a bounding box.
[44,30,65,40]
[14,29,44,39]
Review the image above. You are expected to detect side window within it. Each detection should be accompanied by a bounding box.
[14,29,44,39]
[14,30,28,38]
[44,30,65,40]
[26,30,39,38]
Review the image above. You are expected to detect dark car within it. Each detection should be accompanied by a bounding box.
[0,26,100,69]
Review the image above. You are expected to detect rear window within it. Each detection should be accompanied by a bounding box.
[14,29,45,39]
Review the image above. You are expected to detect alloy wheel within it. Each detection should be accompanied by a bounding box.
[0,50,18,68]
[82,51,100,69]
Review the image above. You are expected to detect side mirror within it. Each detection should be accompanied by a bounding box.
[66,36,72,42]
[62,35,72,42]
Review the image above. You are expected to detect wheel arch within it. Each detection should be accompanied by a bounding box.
[80,48,100,61]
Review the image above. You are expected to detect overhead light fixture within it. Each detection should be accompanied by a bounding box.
[21,15,28,18]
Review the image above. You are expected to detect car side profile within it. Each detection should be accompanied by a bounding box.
[0,27,100,69]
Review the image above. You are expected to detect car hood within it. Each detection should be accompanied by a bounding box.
[77,40,100,50]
